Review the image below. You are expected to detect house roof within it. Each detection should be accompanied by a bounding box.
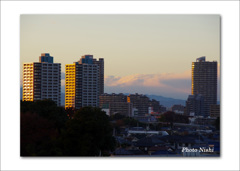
[135,136,165,147]
[148,146,168,151]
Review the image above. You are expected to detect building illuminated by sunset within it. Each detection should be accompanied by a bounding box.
[65,55,104,109]
[191,56,217,116]
[22,53,61,106]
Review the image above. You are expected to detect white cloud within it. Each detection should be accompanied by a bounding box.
[104,70,192,99]
[105,70,191,88]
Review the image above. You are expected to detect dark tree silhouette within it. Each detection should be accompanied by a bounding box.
[20,101,116,156]
[159,111,189,124]
[62,107,116,156]
[110,113,126,120]
[21,100,68,132]
[65,107,75,119]
[20,100,68,156]
[21,112,59,156]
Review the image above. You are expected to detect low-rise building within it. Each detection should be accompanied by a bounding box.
[99,93,133,116]
[127,94,150,116]
[185,94,204,116]
[171,104,185,115]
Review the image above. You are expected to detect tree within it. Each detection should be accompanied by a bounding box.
[110,113,126,120]
[20,101,116,156]
[62,107,116,156]
[65,107,75,119]
[21,112,59,156]
[123,117,144,127]
[20,100,68,156]
[159,111,189,124]
[21,99,68,132]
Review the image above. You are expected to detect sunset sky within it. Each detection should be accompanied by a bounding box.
[20,14,220,100]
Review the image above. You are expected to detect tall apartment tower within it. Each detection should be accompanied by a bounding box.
[65,55,103,109]
[22,53,61,106]
[191,56,217,116]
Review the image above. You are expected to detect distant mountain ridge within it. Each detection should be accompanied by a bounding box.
[146,94,186,108]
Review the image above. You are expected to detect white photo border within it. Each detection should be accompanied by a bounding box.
[1,1,239,171]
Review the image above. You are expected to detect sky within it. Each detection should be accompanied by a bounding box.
[20,14,220,100]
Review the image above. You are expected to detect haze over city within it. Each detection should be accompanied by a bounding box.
[20,15,220,100]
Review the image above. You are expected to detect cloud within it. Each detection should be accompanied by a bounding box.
[104,70,192,99]
[104,68,221,101]
[105,70,191,88]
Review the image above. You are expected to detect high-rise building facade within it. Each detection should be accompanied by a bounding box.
[22,53,61,106]
[65,55,103,109]
[191,56,217,116]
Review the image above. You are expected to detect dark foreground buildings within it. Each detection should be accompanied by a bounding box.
[99,93,163,116]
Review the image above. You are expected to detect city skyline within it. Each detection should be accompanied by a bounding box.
[20,15,220,100]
